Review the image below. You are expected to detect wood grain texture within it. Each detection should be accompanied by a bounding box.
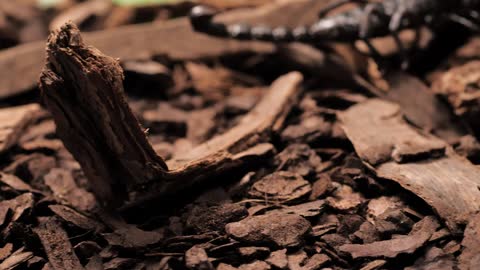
[376,156,480,231]
[0,104,42,153]
[34,217,85,270]
[339,216,439,259]
[40,23,168,206]
[40,23,303,208]
[341,99,480,231]
[340,99,446,166]
[386,72,467,144]
[458,213,480,270]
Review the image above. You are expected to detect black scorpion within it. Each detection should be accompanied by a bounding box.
[189,0,480,67]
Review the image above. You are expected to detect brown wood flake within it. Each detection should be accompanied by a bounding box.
[48,205,105,232]
[340,99,446,165]
[225,212,311,248]
[432,61,480,137]
[0,173,35,193]
[458,213,480,270]
[0,193,34,225]
[339,216,439,259]
[341,99,480,231]
[0,104,42,153]
[33,217,85,270]
[44,168,96,212]
[0,247,34,270]
[0,243,13,261]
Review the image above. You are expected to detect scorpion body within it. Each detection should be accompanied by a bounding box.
[190,0,480,45]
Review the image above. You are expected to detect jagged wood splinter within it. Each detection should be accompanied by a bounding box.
[39,23,303,208]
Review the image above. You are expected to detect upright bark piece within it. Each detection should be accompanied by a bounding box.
[40,23,303,208]
[40,23,168,206]
[340,99,480,231]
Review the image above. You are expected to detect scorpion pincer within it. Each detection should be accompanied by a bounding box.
[189,0,480,66]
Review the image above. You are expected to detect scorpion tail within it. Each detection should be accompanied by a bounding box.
[190,6,219,33]
[189,5,315,43]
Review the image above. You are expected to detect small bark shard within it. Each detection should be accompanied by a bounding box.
[432,60,480,137]
[458,213,480,270]
[0,173,35,192]
[34,217,85,270]
[102,223,163,249]
[0,193,34,224]
[268,200,325,218]
[0,247,34,270]
[185,246,214,270]
[249,171,312,203]
[266,249,288,269]
[225,213,311,248]
[48,205,105,232]
[44,169,96,212]
[340,99,446,165]
[0,243,13,261]
[0,104,42,153]
[274,144,322,178]
[185,203,248,234]
[339,216,439,259]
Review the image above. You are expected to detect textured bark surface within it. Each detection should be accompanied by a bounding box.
[458,214,480,270]
[432,61,480,138]
[341,99,480,231]
[40,23,302,208]
[339,216,439,259]
[0,104,42,153]
[40,23,169,207]
[7,2,480,268]
[33,217,85,270]
[340,99,447,166]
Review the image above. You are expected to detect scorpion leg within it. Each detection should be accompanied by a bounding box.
[469,11,480,20]
[389,8,409,69]
[358,3,388,73]
[362,39,386,72]
[359,3,379,40]
[317,0,368,17]
[448,14,480,32]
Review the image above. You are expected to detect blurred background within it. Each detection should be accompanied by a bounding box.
[0,0,271,49]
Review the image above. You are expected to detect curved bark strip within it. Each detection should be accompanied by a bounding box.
[40,23,303,208]
[40,23,168,207]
